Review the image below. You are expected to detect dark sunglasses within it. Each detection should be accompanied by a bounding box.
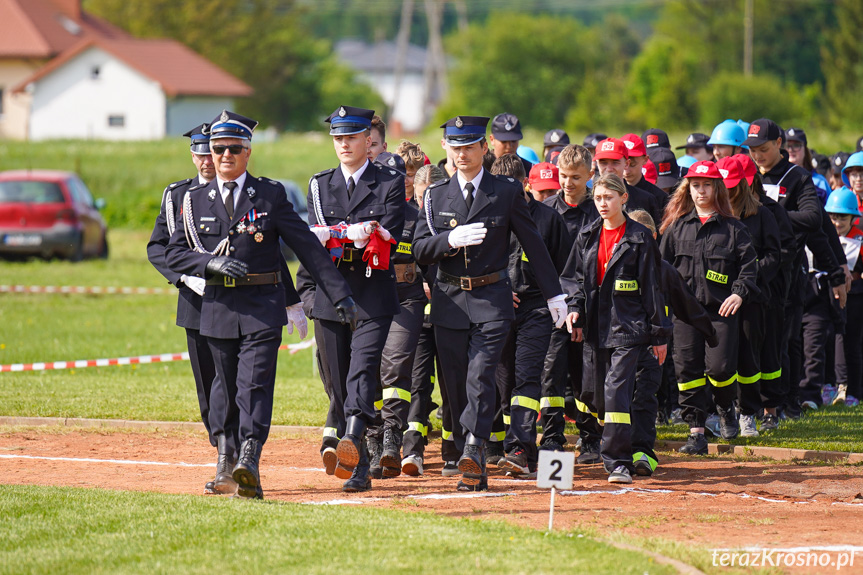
[211,144,247,155]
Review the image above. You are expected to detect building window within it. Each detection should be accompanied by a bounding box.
[107,115,125,128]
[91,66,100,80]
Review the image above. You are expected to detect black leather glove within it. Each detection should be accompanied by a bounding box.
[335,296,358,332]
[206,256,248,279]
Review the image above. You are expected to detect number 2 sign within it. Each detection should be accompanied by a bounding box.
[537,450,574,490]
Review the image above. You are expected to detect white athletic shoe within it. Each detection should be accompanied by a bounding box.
[608,465,632,484]
[739,414,760,437]
[401,455,423,476]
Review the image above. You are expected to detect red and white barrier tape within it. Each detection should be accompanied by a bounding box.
[0,285,173,295]
[0,340,315,373]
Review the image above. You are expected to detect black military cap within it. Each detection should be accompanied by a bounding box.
[742,118,782,147]
[785,127,807,147]
[675,132,712,151]
[208,110,258,141]
[183,123,211,155]
[374,151,406,175]
[543,129,570,148]
[440,116,490,147]
[831,151,851,176]
[326,105,375,136]
[583,132,608,150]
[648,146,679,189]
[856,136,863,153]
[643,128,671,150]
[491,113,523,141]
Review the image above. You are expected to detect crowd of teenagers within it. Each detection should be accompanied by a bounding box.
[150,107,863,499]
[357,113,863,489]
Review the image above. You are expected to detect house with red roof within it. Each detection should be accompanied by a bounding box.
[0,0,252,140]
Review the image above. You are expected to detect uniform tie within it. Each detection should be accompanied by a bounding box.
[223,181,237,219]
[464,182,474,211]
[347,177,356,199]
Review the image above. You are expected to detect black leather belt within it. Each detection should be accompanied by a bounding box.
[338,246,359,263]
[206,271,281,287]
[437,269,506,291]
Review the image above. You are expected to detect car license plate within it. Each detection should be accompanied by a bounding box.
[4,233,42,246]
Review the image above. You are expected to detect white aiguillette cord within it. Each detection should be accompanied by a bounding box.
[182,193,230,256]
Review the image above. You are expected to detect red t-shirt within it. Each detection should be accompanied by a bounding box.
[598,222,625,284]
[698,214,711,225]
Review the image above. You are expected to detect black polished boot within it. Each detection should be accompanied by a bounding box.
[342,441,372,493]
[336,416,366,474]
[232,438,263,499]
[213,435,237,495]
[380,427,402,478]
[457,433,486,487]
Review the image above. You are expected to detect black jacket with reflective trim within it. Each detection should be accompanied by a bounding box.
[739,205,782,303]
[394,202,425,302]
[659,210,759,311]
[562,214,668,348]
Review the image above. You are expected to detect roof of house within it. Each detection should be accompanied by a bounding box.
[0,0,128,59]
[14,38,253,98]
[336,39,428,74]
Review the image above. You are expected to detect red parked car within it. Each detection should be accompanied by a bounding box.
[0,170,108,261]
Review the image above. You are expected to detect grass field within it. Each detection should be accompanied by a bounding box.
[0,484,678,575]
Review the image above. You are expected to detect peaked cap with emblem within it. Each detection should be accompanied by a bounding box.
[543,129,569,148]
[326,105,375,136]
[675,132,711,151]
[183,123,211,154]
[491,112,523,141]
[440,116,489,147]
[374,151,406,175]
[208,110,258,141]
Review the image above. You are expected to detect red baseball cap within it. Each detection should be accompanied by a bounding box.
[593,138,629,161]
[686,160,722,179]
[642,160,657,184]
[528,162,561,192]
[621,134,647,157]
[733,153,757,186]
[716,156,744,189]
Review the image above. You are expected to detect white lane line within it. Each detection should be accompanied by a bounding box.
[0,453,213,468]
[301,492,518,505]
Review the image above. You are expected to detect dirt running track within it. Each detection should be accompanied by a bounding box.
[2,428,863,572]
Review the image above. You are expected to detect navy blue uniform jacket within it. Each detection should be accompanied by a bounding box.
[297,162,406,321]
[147,177,301,330]
[165,173,351,339]
[562,215,668,348]
[412,171,563,329]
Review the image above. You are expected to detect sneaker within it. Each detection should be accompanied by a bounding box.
[576,439,601,465]
[632,453,656,477]
[719,405,739,439]
[670,408,686,426]
[704,414,721,437]
[845,395,860,407]
[801,400,818,411]
[679,433,708,455]
[760,413,778,432]
[539,438,565,452]
[499,448,530,476]
[821,384,838,405]
[505,469,537,480]
[401,455,423,476]
[833,384,848,406]
[739,414,760,437]
[457,477,488,491]
[485,442,505,466]
[574,437,583,451]
[608,465,632,484]
[441,460,460,477]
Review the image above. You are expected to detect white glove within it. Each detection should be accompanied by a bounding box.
[346,222,374,248]
[448,223,487,248]
[310,225,331,246]
[286,303,308,340]
[375,226,392,241]
[180,274,206,296]
[547,294,567,329]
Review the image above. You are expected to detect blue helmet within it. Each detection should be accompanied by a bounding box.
[707,119,746,148]
[677,154,697,177]
[517,145,540,165]
[825,186,861,216]
[842,151,863,187]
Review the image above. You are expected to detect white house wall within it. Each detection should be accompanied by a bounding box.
[166,97,233,137]
[28,46,166,141]
[358,71,425,133]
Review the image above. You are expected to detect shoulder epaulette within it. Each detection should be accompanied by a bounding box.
[427,178,450,191]
[313,168,336,179]
[168,177,193,190]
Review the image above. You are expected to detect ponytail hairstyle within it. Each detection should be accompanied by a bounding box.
[728,177,761,219]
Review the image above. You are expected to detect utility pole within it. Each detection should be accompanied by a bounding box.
[743,0,753,76]
[392,0,414,130]
[422,0,447,127]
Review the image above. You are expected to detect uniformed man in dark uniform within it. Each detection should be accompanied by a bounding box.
[147,124,307,495]
[165,110,354,499]
[412,116,567,491]
[298,105,406,493]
